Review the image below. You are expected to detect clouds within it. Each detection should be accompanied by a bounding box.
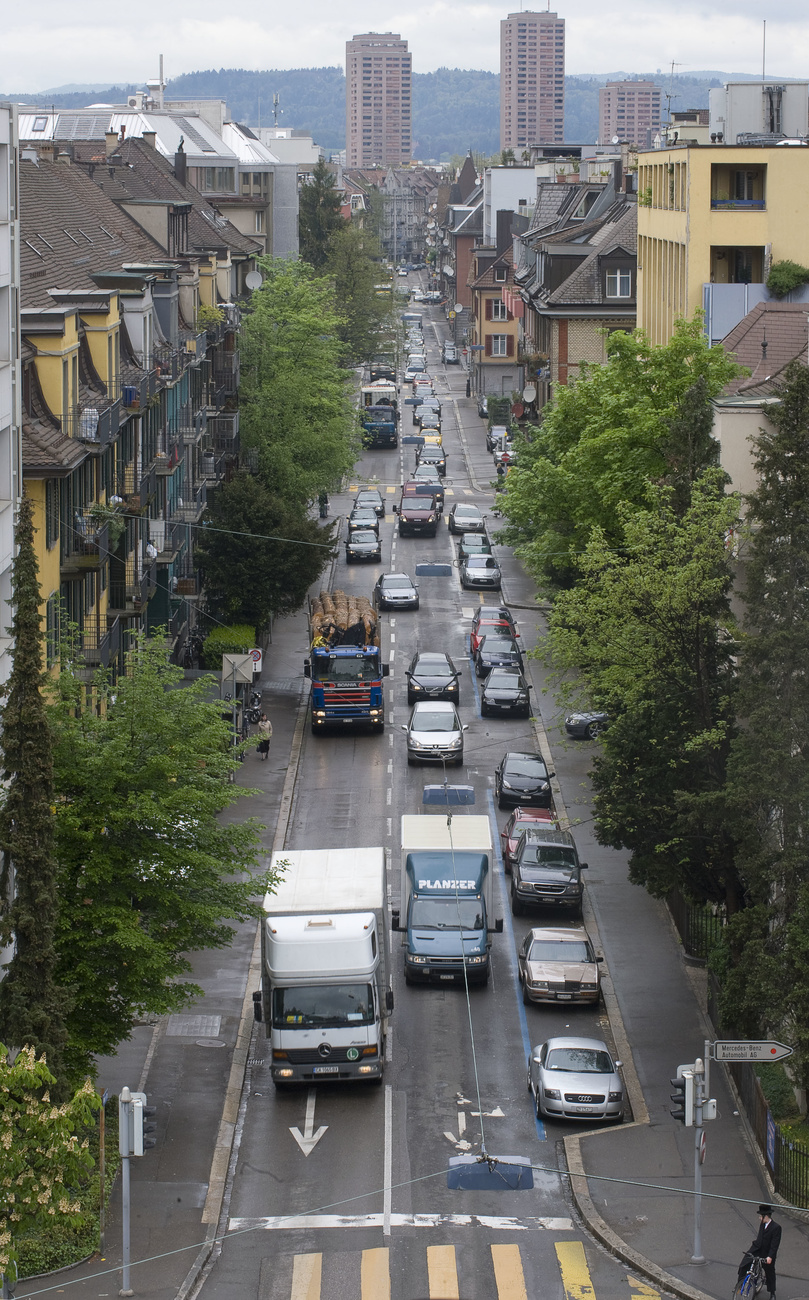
[2,1,808,96]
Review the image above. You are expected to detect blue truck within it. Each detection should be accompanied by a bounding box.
[392,814,502,986]
[360,381,399,449]
[305,590,389,734]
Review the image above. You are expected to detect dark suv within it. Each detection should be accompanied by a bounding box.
[510,827,588,917]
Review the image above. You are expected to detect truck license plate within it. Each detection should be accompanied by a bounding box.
[439,974,454,980]
[313,1065,339,1074]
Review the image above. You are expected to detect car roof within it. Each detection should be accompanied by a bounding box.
[527,926,589,943]
[412,699,456,713]
[504,751,543,762]
[519,827,575,846]
[381,572,413,582]
[414,651,452,663]
[454,504,482,514]
[480,635,517,647]
[540,1036,612,1054]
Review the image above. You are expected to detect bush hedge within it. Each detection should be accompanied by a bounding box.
[201,624,257,670]
[766,259,809,299]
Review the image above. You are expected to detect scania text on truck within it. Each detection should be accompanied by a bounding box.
[392,814,502,986]
[254,848,393,1088]
[305,590,389,733]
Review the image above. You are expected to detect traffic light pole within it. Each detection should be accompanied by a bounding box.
[691,1058,705,1265]
[119,1087,134,1296]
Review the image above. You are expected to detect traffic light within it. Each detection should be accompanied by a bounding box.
[119,1089,158,1156]
[670,1070,695,1126]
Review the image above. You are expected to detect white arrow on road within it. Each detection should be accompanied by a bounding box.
[289,1088,328,1156]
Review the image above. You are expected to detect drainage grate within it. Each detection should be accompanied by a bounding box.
[167,1014,222,1037]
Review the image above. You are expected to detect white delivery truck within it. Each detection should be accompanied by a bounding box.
[392,815,502,986]
[253,848,393,1088]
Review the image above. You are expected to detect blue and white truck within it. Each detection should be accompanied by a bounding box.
[254,848,393,1088]
[392,814,502,986]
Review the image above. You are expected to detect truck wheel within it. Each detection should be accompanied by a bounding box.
[511,890,524,917]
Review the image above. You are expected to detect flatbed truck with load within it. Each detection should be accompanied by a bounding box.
[254,848,393,1088]
[392,814,502,986]
[305,590,389,733]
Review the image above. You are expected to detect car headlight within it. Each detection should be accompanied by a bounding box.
[411,682,423,691]
[529,980,548,990]
[502,780,514,790]
[581,981,598,990]
[465,955,487,964]
[543,1087,561,1100]
[446,737,462,748]
[608,1090,622,1102]
[409,954,427,964]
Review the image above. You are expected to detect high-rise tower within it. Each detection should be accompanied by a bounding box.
[346,33,412,167]
[500,11,565,152]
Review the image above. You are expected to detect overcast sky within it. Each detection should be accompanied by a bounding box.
[2,1,808,94]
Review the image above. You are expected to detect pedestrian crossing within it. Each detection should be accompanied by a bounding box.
[254,1239,662,1300]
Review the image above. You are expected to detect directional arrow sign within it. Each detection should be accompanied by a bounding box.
[289,1088,328,1156]
[713,1040,793,1062]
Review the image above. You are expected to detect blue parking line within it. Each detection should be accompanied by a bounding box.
[486,787,546,1141]
[468,650,482,712]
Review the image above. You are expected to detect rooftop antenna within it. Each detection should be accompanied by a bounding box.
[762,20,766,82]
[273,93,281,126]
[664,61,681,128]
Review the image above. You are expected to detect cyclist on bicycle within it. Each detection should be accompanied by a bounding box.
[737,1205,781,1300]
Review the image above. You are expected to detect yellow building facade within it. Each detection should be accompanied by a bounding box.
[637,144,809,345]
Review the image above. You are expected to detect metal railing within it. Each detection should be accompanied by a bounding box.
[725,1058,809,1207]
[61,514,110,568]
[667,888,726,961]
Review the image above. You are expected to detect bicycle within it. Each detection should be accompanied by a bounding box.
[734,1254,765,1300]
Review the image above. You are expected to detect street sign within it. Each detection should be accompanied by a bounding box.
[250,648,263,673]
[713,1040,793,1062]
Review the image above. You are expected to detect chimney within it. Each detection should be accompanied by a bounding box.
[495,209,512,256]
[142,131,157,150]
[174,137,187,186]
[105,130,118,158]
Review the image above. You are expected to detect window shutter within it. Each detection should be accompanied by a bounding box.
[485,299,493,321]
[485,335,493,356]
[506,334,515,357]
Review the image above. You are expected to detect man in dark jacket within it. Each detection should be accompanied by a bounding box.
[738,1205,782,1299]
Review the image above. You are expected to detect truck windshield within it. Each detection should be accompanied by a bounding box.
[410,898,484,930]
[315,654,380,683]
[272,984,375,1028]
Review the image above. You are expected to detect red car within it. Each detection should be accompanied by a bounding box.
[470,614,518,655]
[500,807,557,873]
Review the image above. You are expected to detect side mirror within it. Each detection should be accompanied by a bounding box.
[392,504,399,514]
[391,909,401,932]
[596,955,604,963]
[385,988,395,1012]
[580,861,589,870]
[382,664,390,678]
[252,991,263,1023]
[401,725,407,731]
[304,661,311,679]
[495,918,504,933]
[462,724,469,732]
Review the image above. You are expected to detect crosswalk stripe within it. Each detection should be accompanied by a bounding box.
[427,1244,459,1298]
[290,1252,321,1300]
[628,1277,660,1300]
[491,1243,528,1300]
[361,1247,389,1300]
[556,1241,596,1300]
[229,1213,574,1232]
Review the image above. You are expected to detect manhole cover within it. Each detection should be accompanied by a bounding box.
[195,1038,226,1048]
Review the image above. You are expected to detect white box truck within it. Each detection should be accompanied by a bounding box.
[253,848,393,1088]
[392,815,502,986]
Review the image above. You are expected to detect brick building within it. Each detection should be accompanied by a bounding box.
[346,33,412,168]
[500,11,565,153]
[598,80,662,149]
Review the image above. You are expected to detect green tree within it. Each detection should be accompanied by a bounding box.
[196,474,334,636]
[326,222,392,362]
[719,362,809,1083]
[498,315,743,592]
[299,158,345,269]
[240,258,358,505]
[0,493,71,1093]
[0,1045,99,1288]
[549,473,742,906]
[48,638,275,1078]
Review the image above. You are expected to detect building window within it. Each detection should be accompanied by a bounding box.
[491,300,508,321]
[45,592,60,668]
[45,480,60,549]
[494,267,507,282]
[605,268,632,298]
[490,334,510,356]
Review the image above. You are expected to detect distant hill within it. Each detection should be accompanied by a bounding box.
[2,67,786,160]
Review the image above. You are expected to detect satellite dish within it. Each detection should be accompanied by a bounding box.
[523,384,537,402]
[512,402,524,418]
[245,270,263,291]
[454,302,463,313]
[612,136,620,145]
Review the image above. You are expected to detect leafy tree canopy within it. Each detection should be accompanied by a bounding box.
[299,157,345,269]
[326,222,394,363]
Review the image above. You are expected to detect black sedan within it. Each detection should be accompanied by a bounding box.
[354,488,386,518]
[405,651,461,705]
[373,572,419,611]
[345,529,382,563]
[495,751,554,809]
[460,554,502,590]
[416,447,447,476]
[474,634,523,678]
[481,667,531,718]
[565,710,610,739]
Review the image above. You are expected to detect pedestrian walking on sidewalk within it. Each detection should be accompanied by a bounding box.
[257,713,272,760]
[737,1205,782,1300]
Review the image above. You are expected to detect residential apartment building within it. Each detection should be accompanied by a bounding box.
[343,166,440,261]
[469,217,523,398]
[346,33,412,168]
[0,105,21,689]
[636,143,809,346]
[500,11,565,153]
[599,80,662,149]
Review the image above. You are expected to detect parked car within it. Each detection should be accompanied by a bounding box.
[480,666,531,717]
[518,927,602,1006]
[373,572,419,610]
[527,1037,624,1123]
[461,554,502,590]
[477,394,489,419]
[447,503,485,534]
[345,529,382,563]
[510,825,587,915]
[474,635,523,678]
[402,700,467,766]
[500,808,557,873]
[457,534,492,561]
[442,341,458,364]
[348,507,380,537]
[495,751,553,809]
[565,710,610,739]
[405,651,461,705]
[416,446,447,476]
[354,488,386,518]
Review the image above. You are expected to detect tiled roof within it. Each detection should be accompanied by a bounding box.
[721,302,809,396]
[470,246,514,290]
[547,205,637,306]
[19,158,167,310]
[22,415,88,475]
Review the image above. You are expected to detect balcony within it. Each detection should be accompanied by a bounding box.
[209,411,240,455]
[61,513,110,571]
[175,481,207,523]
[213,351,240,395]
[79,615,121,669]
[710,199,766,211]
[63,400,121,448]
[200,445,227,485]
[108,556,155,615]
[179,403,208,445]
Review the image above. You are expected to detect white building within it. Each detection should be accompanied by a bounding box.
[709,81,809,143]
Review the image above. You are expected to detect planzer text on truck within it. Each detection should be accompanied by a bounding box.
[305,590,389,733]
[392,814,503,986]
[254,848,393,1087]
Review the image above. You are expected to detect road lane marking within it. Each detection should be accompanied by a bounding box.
[556,1240,596,1300]
[428,1245,459,1298]
[290,1252,321,1300]
[383,1084,392,1235]
[361,1247,389,1300]
[628,1278,661,1300]
[491,1243,528,1300]
[228,1213,574,1231]
[289,1089,328,1157]
[386,788,392,805]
